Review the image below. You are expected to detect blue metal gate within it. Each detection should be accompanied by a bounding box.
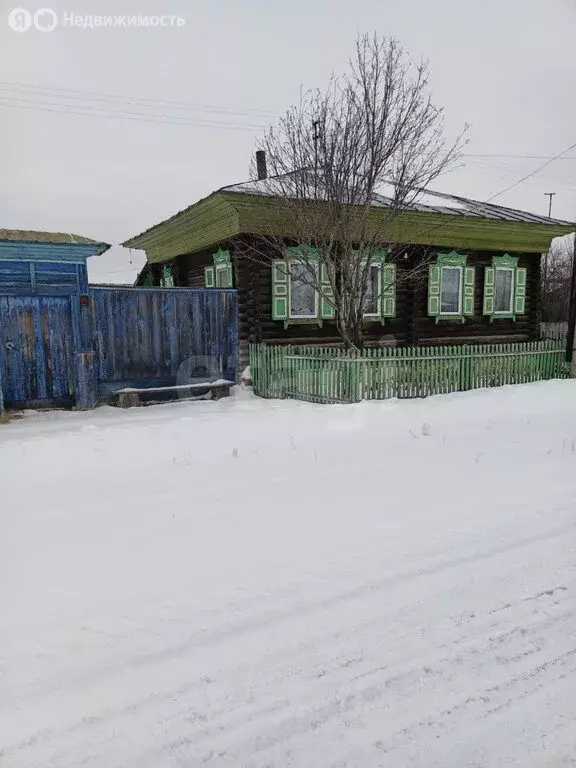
[0,295,75,407]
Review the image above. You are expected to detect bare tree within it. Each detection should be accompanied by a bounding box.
[541,233,575,336]
[236,33,466,348]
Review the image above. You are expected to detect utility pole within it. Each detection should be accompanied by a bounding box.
[565,233,576,368]
[543,193,556,290]
[312,119,321,158]
[312,119,322,196]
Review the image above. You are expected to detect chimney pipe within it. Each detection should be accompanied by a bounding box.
[256,150,267,180]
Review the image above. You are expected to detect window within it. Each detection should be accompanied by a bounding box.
[215,263,230,288]
[271,246,395,325]
[271,247,334,324]
[483,255,526,319]
[141,270,154,287]
[290,261,317,318]
[440,266,462,314]
[357,251,395,321]
[160,266,174,287]
[204,249,233,288]
[362,262,381,317]
[493,267,514,313]
[428,252,474,321]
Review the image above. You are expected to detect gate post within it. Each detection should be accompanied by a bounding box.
[75,351,97,410]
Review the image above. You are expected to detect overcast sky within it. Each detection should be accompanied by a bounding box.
[2,0,576,282]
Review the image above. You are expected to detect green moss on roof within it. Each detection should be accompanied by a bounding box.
[123,187,576,264]
[0,229,108,246]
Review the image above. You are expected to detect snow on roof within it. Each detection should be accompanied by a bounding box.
[124,170,575,249]
[221,173,575,227]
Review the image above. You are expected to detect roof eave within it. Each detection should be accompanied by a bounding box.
[0,238,111,256]
[123,192,240,264]
[122,190,224,249]
[122,187,576,261]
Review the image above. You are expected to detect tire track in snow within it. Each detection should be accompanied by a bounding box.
[3,518,573,715]
[9,540,570,768]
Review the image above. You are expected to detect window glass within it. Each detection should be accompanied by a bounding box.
[216,266,228,288]
[290,262,316,317]
[363,263,380,315]
[494,268,514,313]
[440,266,462,314]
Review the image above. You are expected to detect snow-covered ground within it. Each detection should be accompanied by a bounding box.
[1,382,576,767]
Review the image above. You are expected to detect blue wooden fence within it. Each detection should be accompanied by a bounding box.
[89,287,238,396]
[0,287,238,411]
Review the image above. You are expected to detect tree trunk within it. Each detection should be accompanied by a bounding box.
[338,310,364,349]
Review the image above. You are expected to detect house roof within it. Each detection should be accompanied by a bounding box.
[123,173,576,263]
[0,229,109,247]
[389,189,575,226]
[221,173,575,227]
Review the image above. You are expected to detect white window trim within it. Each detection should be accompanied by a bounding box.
[493,266,515,315]
[439,265,463,316]
[288,260,319,319]
[362,261,382,318]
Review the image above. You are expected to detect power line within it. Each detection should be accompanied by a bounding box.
[0,79,573,156]
[485,140,576,203]
[463,159,576,193]
[1,80,573,171]
[464,153,576,161]
[0,80,279,119]
[0,95,267,131]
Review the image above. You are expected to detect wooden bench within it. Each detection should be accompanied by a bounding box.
[115,380,233,408]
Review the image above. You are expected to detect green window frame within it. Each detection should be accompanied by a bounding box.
[362,260,382,318]
[319,263,336,320]
[141,270,154,287]
[428,251,474,323]
[160,266,174,287]
[272,245,332,327]
[288,259,319,319]
[205,249,233,288]
[483,254,526,320]
[382,263,397,318]
[271,260,289,320]
[358,250,396,322]
[271,246,396,326]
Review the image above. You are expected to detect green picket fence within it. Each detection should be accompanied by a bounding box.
[249,340,569,403]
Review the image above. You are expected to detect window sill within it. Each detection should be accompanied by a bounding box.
[281,318,324,329]
[489,314,516,322]
[435,315,466,324]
